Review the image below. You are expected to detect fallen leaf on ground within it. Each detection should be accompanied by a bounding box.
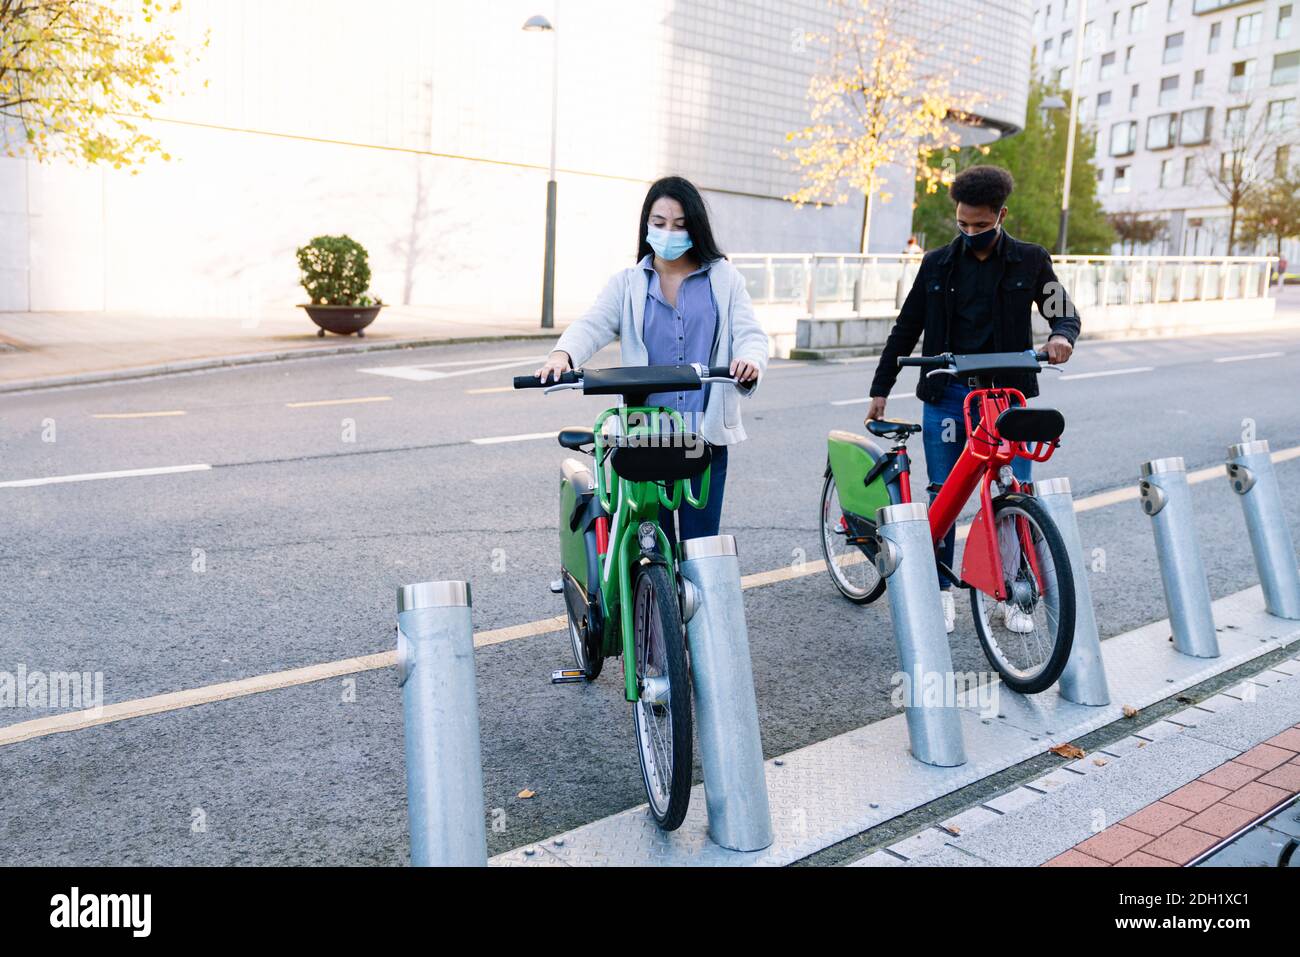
[1122,705,1139,718]
[1093,757,1108,766]
[940,824,961,836]
[517,789,536,799]
[1050,743,1085,759]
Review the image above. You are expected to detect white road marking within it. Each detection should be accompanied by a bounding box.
[359,356,544,382]
[91,410,187,419]
[285,395,392,409]
[1058,366,1153,381]
[6,445,1297,747]
[471,430,559,445]
[1213,352,1284,363]
[0,464,212,488]
[831,392,914,406]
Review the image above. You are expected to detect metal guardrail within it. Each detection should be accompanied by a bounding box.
[731,253,1279,320]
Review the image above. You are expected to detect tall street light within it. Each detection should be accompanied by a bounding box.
[524,12,559,329]
[1057,0,1088,254]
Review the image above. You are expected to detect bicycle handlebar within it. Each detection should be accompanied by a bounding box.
[898,349,1050,370]
[514,370,580,389]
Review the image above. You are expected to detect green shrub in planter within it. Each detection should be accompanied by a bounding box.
[296,234,383,306]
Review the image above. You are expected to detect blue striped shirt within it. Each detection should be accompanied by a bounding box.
[641,255,718,425]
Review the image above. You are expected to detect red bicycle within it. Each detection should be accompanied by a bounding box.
[820,350,1074,693]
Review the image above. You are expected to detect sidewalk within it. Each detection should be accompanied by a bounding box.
[0,306,569,391]
[852,649,1300,868]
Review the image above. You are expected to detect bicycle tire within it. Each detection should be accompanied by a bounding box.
[631,561,693,831]
[819,468,887,604]
[970,492,1075,694]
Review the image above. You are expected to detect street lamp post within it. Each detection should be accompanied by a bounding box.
[1057,0,1088,254]
[524,13,559,329]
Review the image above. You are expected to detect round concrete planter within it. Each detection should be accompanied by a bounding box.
[298,303,383,337]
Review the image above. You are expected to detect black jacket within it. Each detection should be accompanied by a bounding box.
[869,231,1081,403]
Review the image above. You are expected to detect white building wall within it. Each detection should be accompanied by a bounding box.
[0,0,1031,320]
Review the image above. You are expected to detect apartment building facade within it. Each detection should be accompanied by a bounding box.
[1033,0,1300,257]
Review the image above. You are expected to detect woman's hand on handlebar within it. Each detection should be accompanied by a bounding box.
[866,396,887,421]
[730,358,760,384]
[1043,336,1073,365]
[535,350,573,383]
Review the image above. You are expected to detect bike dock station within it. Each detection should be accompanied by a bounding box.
[396,442,1300,868]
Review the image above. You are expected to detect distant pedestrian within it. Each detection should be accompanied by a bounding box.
[904,236,922,256]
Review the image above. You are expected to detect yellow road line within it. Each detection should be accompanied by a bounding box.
[465,386,516,395]
[285,396,393,409]
[91,410,187,419]
[4,445,1296,748]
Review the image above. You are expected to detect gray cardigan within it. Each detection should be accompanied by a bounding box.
[552,257,770,446]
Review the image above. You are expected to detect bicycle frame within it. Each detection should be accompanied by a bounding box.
[900,385,1058,601]
[590,405,709,702]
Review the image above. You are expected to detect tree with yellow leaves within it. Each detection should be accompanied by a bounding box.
[784,0,988,252]
[0,0,203,169]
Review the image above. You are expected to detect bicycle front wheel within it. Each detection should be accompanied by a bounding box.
[631,561,692,831]
[970,492,1075,694]
[819,468,886,604]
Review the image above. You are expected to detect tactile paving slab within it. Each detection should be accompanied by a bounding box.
[491,585,1300,866]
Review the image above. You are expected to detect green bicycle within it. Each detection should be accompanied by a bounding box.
[514,362,739,830]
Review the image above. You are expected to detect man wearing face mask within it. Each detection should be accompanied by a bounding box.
[866,164,1080,635]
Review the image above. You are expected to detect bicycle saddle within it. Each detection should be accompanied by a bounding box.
[866,419,922,438]
[557,427,595,450]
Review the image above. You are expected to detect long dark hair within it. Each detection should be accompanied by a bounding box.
[636,176,725,265]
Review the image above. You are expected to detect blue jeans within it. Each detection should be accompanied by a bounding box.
[660,444,728,552]
[922,381,1031,585]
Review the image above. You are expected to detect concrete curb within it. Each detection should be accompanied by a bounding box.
[0,331,559,394]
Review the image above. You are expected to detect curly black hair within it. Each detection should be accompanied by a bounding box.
[950,165,1014,211]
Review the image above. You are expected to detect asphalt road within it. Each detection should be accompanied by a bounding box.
[1,329,1298,864]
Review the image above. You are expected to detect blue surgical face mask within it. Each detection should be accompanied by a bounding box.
[647,225,693,261]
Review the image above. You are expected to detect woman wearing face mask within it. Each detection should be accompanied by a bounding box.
[534,175,769,546]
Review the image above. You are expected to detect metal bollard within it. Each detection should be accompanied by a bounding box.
[1034,477,1110,706]
[396,580,487,867]
[1226,440,1300,620]
[1139,458,1220,658]
[679,535,774,852]
[875,502,966,767]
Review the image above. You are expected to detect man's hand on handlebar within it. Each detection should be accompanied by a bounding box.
[866,396,887,421]
[535,350,572,383]
[1043,335,1073,365]
[730,358,760,384]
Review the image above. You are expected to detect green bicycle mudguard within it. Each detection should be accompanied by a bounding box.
[826,429,903,520]
[559,457,598,591]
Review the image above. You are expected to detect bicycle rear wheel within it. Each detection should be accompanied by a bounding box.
[970,492,1075,694]
[819,468,886,604]
[631,561,692,831]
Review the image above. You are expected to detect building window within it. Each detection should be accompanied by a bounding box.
[1147,112,1179,149]
[1183,156,1197,186]
[1278,145,1293,176]
[1056,65,1072,87]
[1159,74,1180,107]
[1099,51,1116,79]
[1043,37,1055,58]
[1130,3,1148,34]
[1235,12,1263,48]
[1272,51,1300,85]
[1280,5,1293,40]
[1192,68,1205,98]
[1130,83,1141,111]
[1097,168,1106,185]
[1096,90,1113,116]
[1110,120,1138,156]
[1114,165,1132,192]
[1230,59,1256,93]
[1163,32,1184,63]
[1225,105,1248,139]
[1112,9,1121,39]
[1167,0,1177,22]
[1081,57,1093,81]
[1160,158,1176,187]
[1209,21,1221,54]
[1180,106,1212,144]
[1062,29,1073,55]
[1267,98,1296,131]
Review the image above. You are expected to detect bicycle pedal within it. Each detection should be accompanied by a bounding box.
[551,669,587,684]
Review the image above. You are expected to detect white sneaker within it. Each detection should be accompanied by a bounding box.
[1000,601,1034,634]
[940,590,955,634]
